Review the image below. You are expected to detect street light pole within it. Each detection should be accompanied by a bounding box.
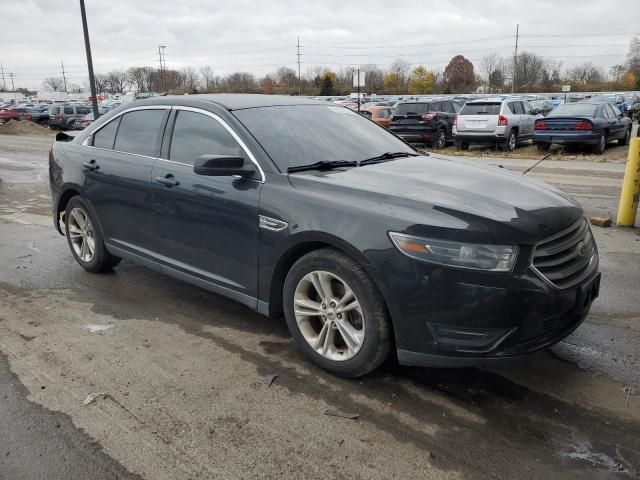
[79,0,99,119]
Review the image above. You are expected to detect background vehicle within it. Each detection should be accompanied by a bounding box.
[389,99,461,148]
[534,102,632,154]
[20,107,50,124]
[592,94,629,116]
[529,99,554,116]
[361,106,393,128]
[48,104,90,130]
[453,97,541,151]
[75,112,95,130]
[0,107,29,124]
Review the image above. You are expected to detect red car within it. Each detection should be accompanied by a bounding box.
[362,106,393,129]
[0,107,27,124]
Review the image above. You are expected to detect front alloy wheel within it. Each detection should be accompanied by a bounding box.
[283,249,391,377]
[294,271,365,361]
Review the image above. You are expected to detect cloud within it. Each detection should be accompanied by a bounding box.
[0,0,637,89]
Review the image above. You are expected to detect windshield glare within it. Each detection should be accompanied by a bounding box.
[547,104,597,117]
[234,105,416,172]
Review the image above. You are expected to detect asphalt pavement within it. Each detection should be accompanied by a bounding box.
[1,133,639,479]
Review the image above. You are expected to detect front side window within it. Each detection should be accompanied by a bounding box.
[169,110,245,165]
[113,109,166,157]
[92,117,121,150]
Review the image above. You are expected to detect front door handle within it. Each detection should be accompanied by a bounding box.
[83,159,99,171]
[155,174,180,188]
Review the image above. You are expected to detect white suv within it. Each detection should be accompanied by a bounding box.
[453,97,542,151]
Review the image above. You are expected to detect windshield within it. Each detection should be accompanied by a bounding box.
[234,105,415,172]
[459,103,501,115]
[547,103,597,117]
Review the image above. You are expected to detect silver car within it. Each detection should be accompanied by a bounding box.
[453,97,542,151]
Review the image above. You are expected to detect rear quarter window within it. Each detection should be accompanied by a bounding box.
[64,106,73,115]
[49,107,59,115]
[459,103,501,115]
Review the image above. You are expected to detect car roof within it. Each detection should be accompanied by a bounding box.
[135,94,325,111]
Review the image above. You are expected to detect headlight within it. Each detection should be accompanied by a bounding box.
[389,232,518,272]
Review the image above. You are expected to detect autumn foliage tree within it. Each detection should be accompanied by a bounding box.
[442,55,475,93]
[408,66,435,94]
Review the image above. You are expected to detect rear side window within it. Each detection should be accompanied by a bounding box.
[394,103,432,115]
[64,106,73,114]
[378,109,391,118]
[93,117,121,150]
[459,103,501,115]
[169,110,245,165]
[114,109,166,157]
[602,105,612,119]
[609,104,622,117]
[50,107,60,115]
[452,102,462,113]
[77,106,88,115]
[441,102,454,113]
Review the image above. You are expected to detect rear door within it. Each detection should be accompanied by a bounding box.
[521,101,537,138]
[606,104,626,139]
[149,107,262,301]
[83,106,170,256]
[456,102,501,132]
[440,101,457,137]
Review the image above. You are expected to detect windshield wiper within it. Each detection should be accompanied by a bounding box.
[287,160,358,174]
[359,151,421,166]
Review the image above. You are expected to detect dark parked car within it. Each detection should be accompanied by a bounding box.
[49,104,90,130]
[534,102,632,154]
[20,107,50,124]
[49,95,600,377]
[529,99,554,116]
[389,100,462,148]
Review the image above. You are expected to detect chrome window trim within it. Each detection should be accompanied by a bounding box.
[82,104,265,183]
[172,106,265,183]
[81,105,171,147]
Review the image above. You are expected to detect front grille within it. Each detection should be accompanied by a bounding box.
[532,219,597,289]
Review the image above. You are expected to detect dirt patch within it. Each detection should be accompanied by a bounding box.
[0,120,55,137]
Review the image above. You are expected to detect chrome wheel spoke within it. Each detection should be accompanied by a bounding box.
[334,317,362,354]
[68,207,95,263]
[310,271,332,302]
[294,298,323,317]
[337,299,359,314]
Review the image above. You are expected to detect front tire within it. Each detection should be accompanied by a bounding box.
[64,196,120,273]
[283,249,391,377]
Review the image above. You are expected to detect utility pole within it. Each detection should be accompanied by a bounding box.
[8,72,15,91]
[357,67,361,112]
[0,63,6,91]
[158,45,166,91]
[79,0,100,119]
[297,36,301,96]
[61,59,68,93]
[511,23,519,94]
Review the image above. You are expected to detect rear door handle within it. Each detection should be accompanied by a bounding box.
[83,159,99,171]
[155,174,180,188]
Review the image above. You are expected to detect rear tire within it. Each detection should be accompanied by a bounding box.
[619,128,631,146]
[431,128,446,149]
[593,134,607,154]
[283,249,391,378]
[66,120,76,131]
[504,130,517,151]
[64,196,121,273]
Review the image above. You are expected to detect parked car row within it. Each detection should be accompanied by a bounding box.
[0,100,122,130]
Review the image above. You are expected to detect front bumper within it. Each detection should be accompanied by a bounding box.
[534,131,601,145]
[376,245,600,368]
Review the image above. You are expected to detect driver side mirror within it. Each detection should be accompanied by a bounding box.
[194,154,252,177]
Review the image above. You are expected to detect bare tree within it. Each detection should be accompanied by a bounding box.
[104,70,129,94]
[224,72,258,93]
[200,66,215,91]
[566,62,603,85]
[389,59,411,90]
[42,77,65,92]
[512,51,547,90]
[127,67,148,93]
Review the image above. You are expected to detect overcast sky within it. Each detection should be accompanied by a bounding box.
[1,0,639,90]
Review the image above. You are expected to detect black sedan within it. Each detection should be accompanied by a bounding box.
[49,95,600,377]
[534,102,632,154]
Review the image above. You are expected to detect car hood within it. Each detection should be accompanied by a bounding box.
[288,155,583,244]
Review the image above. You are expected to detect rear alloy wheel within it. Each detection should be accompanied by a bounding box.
[593,134,606,154]
[505,130,517,152]
[67,120,76,130]
[432,129,446,149]
[619,128,631,146]
[64,196,121,273]
[284,249,391,377]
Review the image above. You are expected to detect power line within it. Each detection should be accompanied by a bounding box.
[297,36,301,96]
[8,72,15,91]
[512,23,519,93]
[0,63,6,90]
